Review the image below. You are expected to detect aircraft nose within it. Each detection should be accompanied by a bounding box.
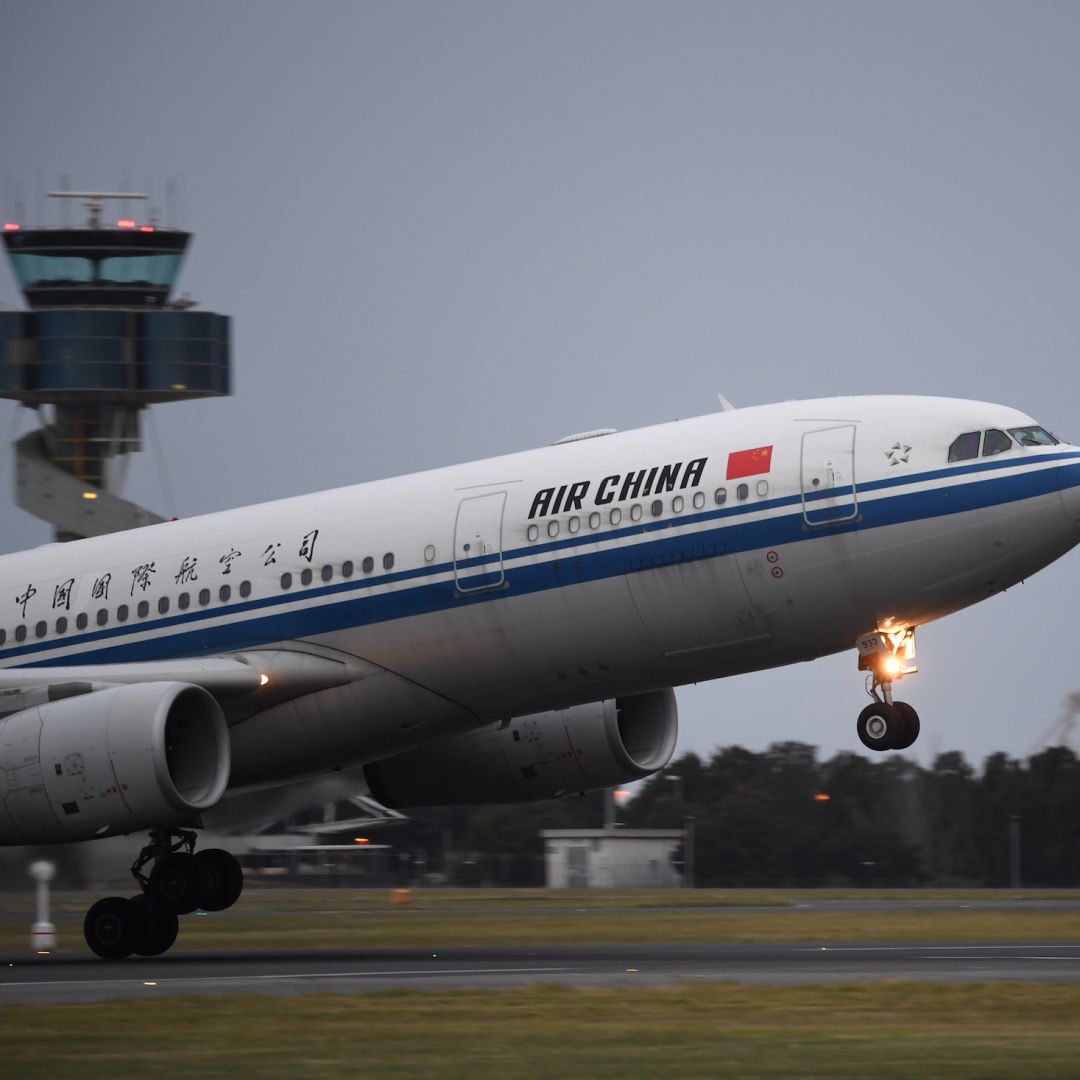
[1058,454,1080,528]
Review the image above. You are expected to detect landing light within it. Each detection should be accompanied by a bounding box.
[354,837,370,844]
[813,793,831,802]
[259,673,270,686]
[81,491,98,501]
[883,656,903,677]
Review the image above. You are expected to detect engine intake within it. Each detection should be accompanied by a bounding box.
[0,681,230,844]
[365,688,677,808]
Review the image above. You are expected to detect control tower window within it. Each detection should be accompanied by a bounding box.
[982,429,1012,457]
[948,432,980,462]
[1009,425,1058,447]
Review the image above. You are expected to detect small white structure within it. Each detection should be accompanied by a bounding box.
[541,828,684,888]
[28,860,57,952]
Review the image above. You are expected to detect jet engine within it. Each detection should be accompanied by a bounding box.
[364,687,677,808]
[0,681,230,844]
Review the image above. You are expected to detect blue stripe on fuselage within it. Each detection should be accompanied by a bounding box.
[5,451,1078,667]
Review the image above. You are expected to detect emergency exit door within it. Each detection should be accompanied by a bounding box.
[801,425,858,526]
[454,491,507,593]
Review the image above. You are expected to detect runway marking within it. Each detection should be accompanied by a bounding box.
[802,944,1080,953]
[0,965,571,990]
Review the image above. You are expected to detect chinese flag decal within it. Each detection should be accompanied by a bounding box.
[726,445,773,480]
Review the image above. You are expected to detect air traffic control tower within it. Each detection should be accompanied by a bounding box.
[0,192,230,541]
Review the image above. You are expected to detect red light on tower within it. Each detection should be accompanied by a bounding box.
[140,225,155,233]
[117,219,136,229]
[3,223,19,231]
[813,793,831,802]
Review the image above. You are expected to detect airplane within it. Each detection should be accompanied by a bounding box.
[0,393,1077,960]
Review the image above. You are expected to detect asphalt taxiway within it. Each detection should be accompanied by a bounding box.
[3,941,1080,1004]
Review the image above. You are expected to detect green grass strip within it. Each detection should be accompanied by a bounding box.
[4,982,1080,1078]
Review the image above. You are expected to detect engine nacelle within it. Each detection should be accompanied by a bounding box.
[364,688,677,808]
[0,682,230,844]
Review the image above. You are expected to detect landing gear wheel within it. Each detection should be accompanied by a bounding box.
[149,852,210,915]
[84,896,137,960]
[195,849,244,911]
[891,701,921,750]
[857,702,902,752]
[129,896,179,957]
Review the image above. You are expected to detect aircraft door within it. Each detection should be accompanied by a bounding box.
[801,425,858,526]
[454,491,507,593]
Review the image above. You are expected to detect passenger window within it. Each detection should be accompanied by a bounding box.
[56,616,68,634]
[650,499,663,517]
[117,605,129,622]
[239,580,252,598]
[14,625,26,642]
[77,612,90,628]
[736,483,749,501]
[96,609,108,626]
[137,601,149,618]
[527,524,539,541]
[300,569,313,586]
[35,621,46,639]
[342,560,354,578]
[610,508,622,525]
[757,480,769,497]
[219,585,231,603]
[672,495,684,513]
[198,589,211,606]
[693,491,705,510]
[321,565,333,582]
[178,593,190,611]
[281,572,293,590]
[0,629,6,645]
[362,556,374,574]
[715,487,727,506]
[424,546,436,563]
[630,504,642,522]
[383,553,394,570]
[983,429,1012,457]
[588,512,600,529]
[547,520,560,537]
[568,516,580,534]
[948,432,981,461]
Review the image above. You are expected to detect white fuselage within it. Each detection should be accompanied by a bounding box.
[1,395,1078,788]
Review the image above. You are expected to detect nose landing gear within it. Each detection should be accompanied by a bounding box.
[855,628,921,752]
[82,828,243,960]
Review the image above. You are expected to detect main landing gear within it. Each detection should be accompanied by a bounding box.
[83,828,243,960]
[854,628,921,752]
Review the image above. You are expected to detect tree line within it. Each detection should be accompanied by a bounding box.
[391,743,1080,887]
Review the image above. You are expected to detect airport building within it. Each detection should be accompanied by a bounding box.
[542,828,685,888]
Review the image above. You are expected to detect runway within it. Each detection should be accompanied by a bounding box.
[4,941,1080,1004]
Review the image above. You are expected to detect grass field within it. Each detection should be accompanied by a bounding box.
[3,888,1080,954]
[5,982,1080,1078]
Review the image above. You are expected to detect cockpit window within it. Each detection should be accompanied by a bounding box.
[1008,425,1058,448]
[948,431,980,462]
[982,429,1012,456]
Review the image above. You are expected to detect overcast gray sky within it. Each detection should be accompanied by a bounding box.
[2,1,1079,767]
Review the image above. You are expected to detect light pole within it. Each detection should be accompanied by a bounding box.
[666,774,693,889]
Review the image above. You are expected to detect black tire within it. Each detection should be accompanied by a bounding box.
[857,702,901,752]
[891,701,921,750]
[149,852,210,915]
[84,896,136,960]
[195,848,244,912]
[129,895,180,957]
